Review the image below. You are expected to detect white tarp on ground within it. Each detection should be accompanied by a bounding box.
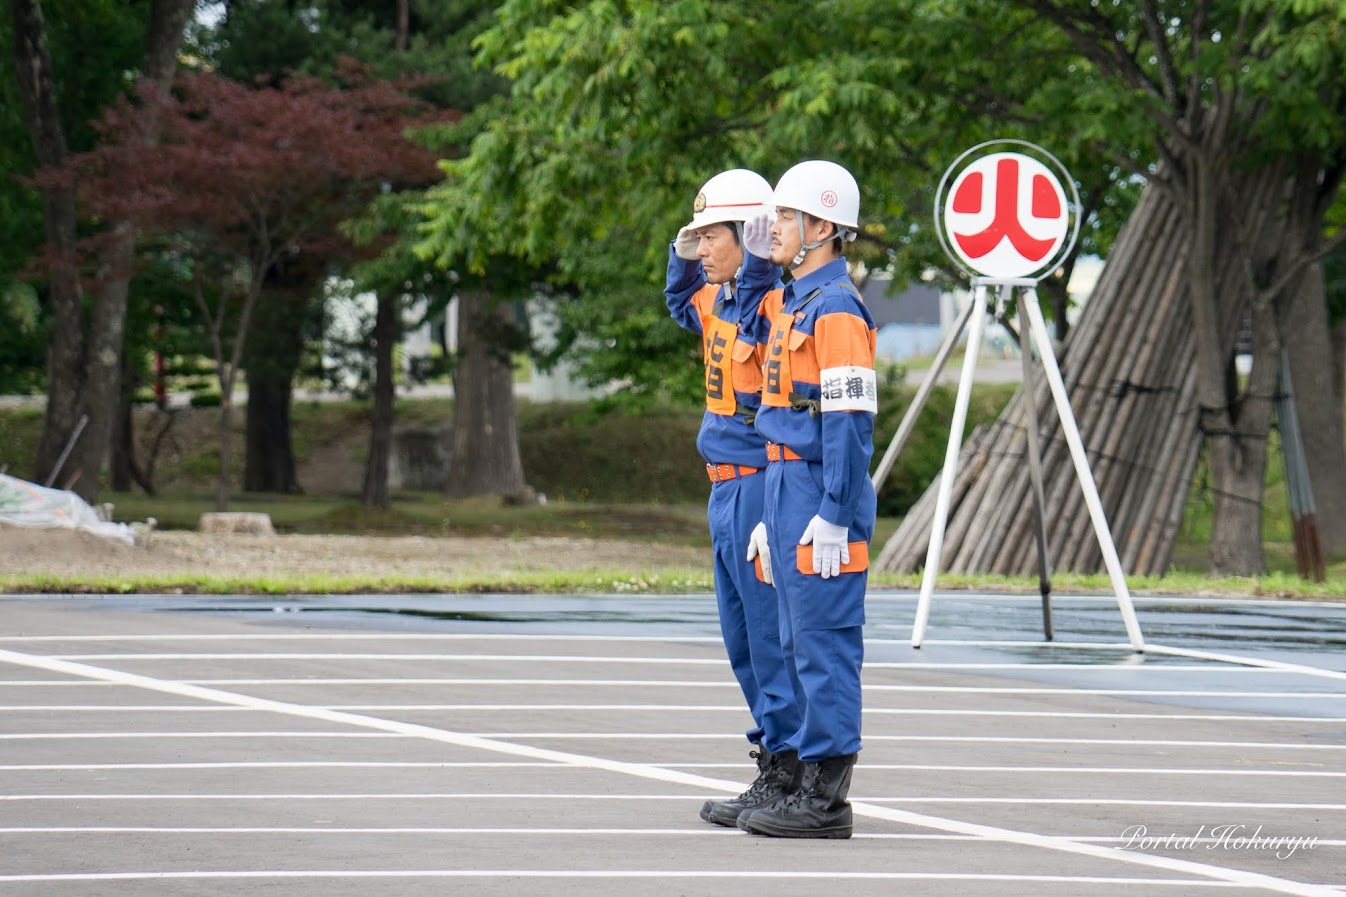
[0,474,135,544]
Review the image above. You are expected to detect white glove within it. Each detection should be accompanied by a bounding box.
[742,212,774,259]
[745,521,774,586]
[799,514,849,579]
[674,227,700,260]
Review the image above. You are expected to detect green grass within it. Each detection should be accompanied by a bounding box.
[0,569,718,596]
[6,566,1344,598]
[868,568,1346,599]
[105,490,714,544]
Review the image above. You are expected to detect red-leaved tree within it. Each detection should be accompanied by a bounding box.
[69,65,443,510]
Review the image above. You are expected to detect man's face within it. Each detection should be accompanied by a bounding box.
[697,223,743,285]
[770,207,803,267]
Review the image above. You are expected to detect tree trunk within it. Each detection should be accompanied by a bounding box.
[65,0,194,503]
[110,382,135,493]
[242,286,308,494]
[1332,317,1346,423]
[243,379,299,494]
[362,292,399,507]
[395,0,409,52]
[216,402,233,512]
[110,348,152,493]
[445,290,526,499]
[1206,302,1279,577]
[10,0,85,484]
[1283,264,1346,555]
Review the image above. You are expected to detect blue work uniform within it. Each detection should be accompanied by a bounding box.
[665,243,801,753]
[754,257,877,762]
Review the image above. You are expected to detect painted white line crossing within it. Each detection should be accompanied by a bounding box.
[0,645,1339,897]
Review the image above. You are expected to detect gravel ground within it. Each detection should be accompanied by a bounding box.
[0,525,709,584]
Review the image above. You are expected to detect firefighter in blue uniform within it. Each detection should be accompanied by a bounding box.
[736,160,877,839]
[664,169,804,827]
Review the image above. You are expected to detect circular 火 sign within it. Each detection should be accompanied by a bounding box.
[935,142,1079,282]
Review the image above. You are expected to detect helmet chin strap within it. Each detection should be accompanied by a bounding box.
[732,220,746,288]
[791,216,837,268]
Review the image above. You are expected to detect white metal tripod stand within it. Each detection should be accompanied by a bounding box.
[908,277,1145,650]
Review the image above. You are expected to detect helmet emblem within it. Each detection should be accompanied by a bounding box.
[820,190,838,208]
[693,192,707,213]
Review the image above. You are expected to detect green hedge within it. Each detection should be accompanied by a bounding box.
[0,386,1018,516]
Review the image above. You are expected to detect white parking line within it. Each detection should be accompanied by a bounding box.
[0,826,975,836]
[859,798,1346,809]
[466,733,1346,750]
[0,705,248,711]
[320,705,1346,722]
[140,679,1346,698]
[2,761,1339,778]
[44,653,1289,672]
[0,828,1338,849]
[0,732,400,740]
[673,764,1346,778]
[53,653,731,664]
[7,704,1342,723]
[1,644,1341,897]
[1140,646,1346,681]
[0,794,720,801]
[2,793,1342,810]
[0,870,1259,886]
[0,633,726,643]
[0,761,561,771]
[0,730,1336,749]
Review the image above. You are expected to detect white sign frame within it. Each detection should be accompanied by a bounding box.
[934,139,1082,284]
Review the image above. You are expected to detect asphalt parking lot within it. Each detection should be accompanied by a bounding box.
[0,591,1343,896]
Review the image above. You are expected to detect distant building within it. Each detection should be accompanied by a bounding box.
[860,271,963,361]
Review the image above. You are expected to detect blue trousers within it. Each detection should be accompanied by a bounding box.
[763,458,874,762]
[708,471,801,751]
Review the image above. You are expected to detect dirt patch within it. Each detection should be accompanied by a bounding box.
[0,524,709,585]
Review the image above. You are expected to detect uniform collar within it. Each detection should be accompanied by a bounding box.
[787,257,849,301]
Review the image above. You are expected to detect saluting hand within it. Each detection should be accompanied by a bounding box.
[742,212,774,260]
[674,227,700,260]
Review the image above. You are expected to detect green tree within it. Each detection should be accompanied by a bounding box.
[417,1,1134,400]
[199,0,524,505]
[424,0,1346,576]
[1022,0,1346,573]
[6,0,193,499]
[1,0,143,398]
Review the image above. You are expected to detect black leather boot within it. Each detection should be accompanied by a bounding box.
[699,745,803,827]
[737,752,856,838]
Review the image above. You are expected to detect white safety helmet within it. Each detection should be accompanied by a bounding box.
[685,168,775,232]
[773,160,859,267]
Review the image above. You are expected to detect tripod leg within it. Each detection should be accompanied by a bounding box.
[1022,289,1144,651]
[872,299,976,492]
[913,284,988,648]
[1016,292,1054,641]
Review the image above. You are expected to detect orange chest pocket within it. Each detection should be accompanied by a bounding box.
[730,338,760,395]
[762,313,815,406]
[762,311,795,407]
[702,316,738,415]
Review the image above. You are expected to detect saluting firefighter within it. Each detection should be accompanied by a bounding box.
[736,160,877,840]
[664,169,804,827]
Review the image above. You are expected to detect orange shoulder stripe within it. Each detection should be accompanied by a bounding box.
[758,288,785,319]
[691,284,720,319]
[813,312,877,370]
